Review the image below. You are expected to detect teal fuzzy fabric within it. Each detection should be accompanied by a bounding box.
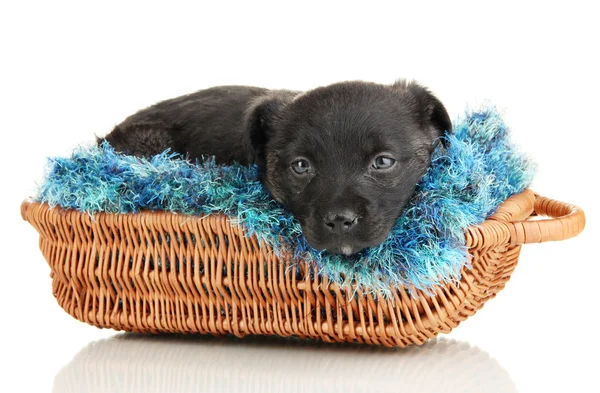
[35,107,535,295]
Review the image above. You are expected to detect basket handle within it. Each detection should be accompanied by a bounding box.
[509,194,585,245]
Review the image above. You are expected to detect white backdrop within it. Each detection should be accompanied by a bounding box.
[1,1,597,392]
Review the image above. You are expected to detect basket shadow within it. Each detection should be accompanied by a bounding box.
[52,334,517,393]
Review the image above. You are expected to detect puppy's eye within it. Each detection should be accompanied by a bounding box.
[291,159,311,174]
[372,156,395,170]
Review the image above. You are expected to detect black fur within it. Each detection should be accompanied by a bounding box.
[102,80,452,255]
[102,86,269,163]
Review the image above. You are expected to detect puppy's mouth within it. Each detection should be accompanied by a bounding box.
[305,238,361,256]
[300,216,392,256]
[309,240,368,256]
[327,244,356,256]
[304,230,392,256]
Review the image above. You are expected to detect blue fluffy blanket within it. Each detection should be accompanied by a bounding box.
[35,107,535,295]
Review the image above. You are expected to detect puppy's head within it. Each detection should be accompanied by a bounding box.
[245,80,451,255]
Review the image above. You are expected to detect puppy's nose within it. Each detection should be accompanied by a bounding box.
[324,210,358,233]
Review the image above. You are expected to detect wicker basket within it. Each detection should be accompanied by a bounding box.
[21,189,585,347]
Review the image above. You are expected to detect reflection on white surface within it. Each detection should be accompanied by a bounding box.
[53,334,516,393]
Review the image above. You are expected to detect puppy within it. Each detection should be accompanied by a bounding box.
[102,80,452,255]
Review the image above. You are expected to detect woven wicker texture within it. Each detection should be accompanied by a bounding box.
[21,189,585,347]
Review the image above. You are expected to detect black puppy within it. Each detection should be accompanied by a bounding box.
[102,80,451,255]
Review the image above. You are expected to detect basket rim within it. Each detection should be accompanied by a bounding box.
[21,188,585,248]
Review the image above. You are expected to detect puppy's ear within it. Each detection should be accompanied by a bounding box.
[244,91,296,168]
[392,80,452,147]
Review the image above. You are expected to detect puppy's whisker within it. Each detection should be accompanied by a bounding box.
[365,174,385,186]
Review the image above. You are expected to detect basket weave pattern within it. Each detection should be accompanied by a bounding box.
[21,189,584,347]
